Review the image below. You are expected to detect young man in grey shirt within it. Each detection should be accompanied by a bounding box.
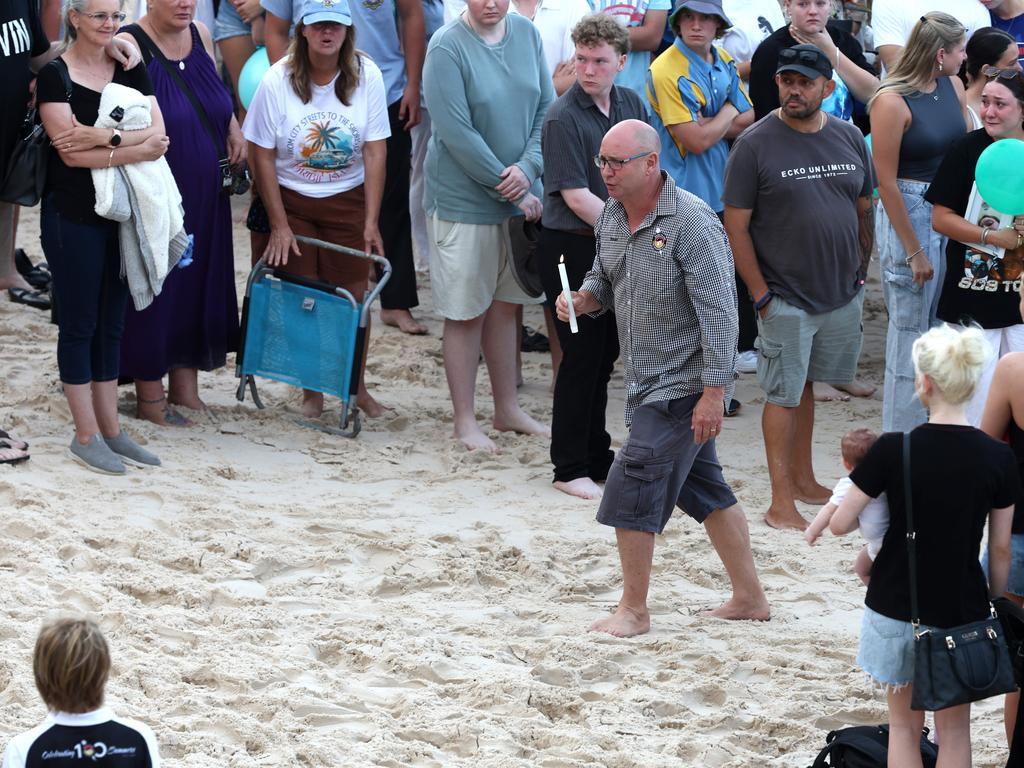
[723,44,875,532]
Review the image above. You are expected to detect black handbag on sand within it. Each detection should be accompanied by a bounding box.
[0,61,71,206]
[903,432,1017,712]
[808,724,938,768]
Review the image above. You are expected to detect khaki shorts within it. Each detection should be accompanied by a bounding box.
[755,291,864,407]
[427,213,544,321]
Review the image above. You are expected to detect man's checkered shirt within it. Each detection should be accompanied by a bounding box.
[580,173,738,426]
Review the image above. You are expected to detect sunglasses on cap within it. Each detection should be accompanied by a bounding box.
[983,66,1023,82]
[778,48,826,67]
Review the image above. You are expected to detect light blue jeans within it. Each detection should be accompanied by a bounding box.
[877,180,946,433]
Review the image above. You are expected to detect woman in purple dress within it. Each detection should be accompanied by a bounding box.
[118,0,244,425]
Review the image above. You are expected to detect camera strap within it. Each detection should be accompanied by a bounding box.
[123,24,228,163]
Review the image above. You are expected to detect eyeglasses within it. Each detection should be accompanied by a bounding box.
[81,11,127,23]
[778,48,825,68]
[983,66,1023,82]
[593,151,651,170]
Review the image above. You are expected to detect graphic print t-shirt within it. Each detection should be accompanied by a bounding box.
[243,55,391,198]
[0,0,49,170]
[1,707,160,768]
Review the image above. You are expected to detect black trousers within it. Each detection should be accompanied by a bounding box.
[538,227,619,483]
[375,100,418,310]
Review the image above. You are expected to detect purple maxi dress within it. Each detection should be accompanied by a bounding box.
[119,23,239,381]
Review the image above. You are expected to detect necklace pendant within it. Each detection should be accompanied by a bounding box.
[178,60,185,70]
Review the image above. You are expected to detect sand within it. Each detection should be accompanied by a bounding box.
[0,198,1008,766]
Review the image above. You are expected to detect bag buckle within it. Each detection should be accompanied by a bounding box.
[988,626,998,641]
[945,635,956,650]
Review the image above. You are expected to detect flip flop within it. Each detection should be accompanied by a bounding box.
[14,249,52,291]
[0,445,29,465]
[8,287,51,310]
[0,429,28,450]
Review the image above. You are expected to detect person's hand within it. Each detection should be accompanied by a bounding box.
[139,133,170,161]
[692,388,724,445]
[789,24,837,60]
[399,82,421,131]
[52,116,110,153]
[496,165,529,202]
[232,0,263,23]
[805,527,821,546]
[226,125,247,165]
[989,225,1024,252]
[555,289,598,322]
[553,58,575,80]
[106,36,142,69]
[756,291,773,318]
[516,192,542,221]
[264,224,300,266]
[906,250,933,287]
[364,221,384,258]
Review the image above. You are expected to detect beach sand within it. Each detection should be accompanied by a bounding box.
[0,198,1007,766]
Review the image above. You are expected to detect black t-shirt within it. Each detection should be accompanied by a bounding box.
[748,22,873,122]
[0,0,49,169]
[1,707,159,767]
[1011,420,1024,534]
[925,129,1024,329]
[851,425,1021,628]
[36,57,153,223]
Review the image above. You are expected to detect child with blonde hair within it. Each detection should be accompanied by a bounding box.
[1,618,160,767]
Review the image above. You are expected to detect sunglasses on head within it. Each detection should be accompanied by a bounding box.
[983,66,1023,82]
[778,48,825,67]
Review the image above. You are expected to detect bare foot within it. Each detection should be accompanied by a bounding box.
[794,482,832,505]
[493,408,551,438]
[764,505,809,531]
[812,382,849,402]
[0,274,33,292]
[302,392,324,419]
[136,400,193,427]
[454,421,498,453]
[590,605,650,638]
[835,378,876,398]
[168,394,207,411]
[704,596,771,621]
[357,391,390,418]
[380,308,428,335]
[0,445,29,464]
[554,477,603,500]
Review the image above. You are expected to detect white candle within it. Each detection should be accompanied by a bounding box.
[558,255,578,334]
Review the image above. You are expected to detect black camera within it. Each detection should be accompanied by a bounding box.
[219,159,251,196]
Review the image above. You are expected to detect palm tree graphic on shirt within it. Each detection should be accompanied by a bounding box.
[299,120,353,172]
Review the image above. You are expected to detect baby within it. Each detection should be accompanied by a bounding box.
[805,427,889,585]
[1,617,161,767]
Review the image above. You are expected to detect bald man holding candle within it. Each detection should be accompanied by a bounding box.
[556,119,768,636]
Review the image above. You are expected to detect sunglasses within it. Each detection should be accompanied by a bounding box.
[593,151,651,170]
[778,48,825,67]
[983,66,1023,82]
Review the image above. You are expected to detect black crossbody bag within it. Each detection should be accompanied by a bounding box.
[123,24,248,195]
[904,432,1017,711]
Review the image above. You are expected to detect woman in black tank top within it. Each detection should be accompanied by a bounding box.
[868,12,968,434]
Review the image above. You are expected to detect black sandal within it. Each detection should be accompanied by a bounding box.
[15,249,52,291]
[8,287,51,310]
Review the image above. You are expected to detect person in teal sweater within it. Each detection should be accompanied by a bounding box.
[424,0,554,452]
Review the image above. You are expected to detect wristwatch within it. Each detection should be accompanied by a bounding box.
[109,129,122,148]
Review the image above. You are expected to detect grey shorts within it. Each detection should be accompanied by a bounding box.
[755,291,865,408]
[214,0,250,41]
[596,396,738,534]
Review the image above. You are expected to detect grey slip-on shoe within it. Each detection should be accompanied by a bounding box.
[103,431,161,468]
[68,434,126,475]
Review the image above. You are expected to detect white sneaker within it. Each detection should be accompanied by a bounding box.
[735,350,758,374]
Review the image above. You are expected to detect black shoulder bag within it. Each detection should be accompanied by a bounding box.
[0,59,72,206]
[808,724,937,768]
[904,432,1017,711]
[123,24,248,196]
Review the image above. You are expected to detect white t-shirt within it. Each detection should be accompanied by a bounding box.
[510,0,592,78]
[718,0,785,81]
[873,0,991,54]
[831,476,890,560]
[243,55,392,198]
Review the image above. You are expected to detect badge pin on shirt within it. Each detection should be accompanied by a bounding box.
[652,227,667,251]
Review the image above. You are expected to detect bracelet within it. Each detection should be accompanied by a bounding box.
[107,148,115,168]
[754,289,774,310]
[981,227,990,246]
[904,246,924,266]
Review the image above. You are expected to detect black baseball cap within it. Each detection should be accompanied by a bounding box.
[776,44,833,80]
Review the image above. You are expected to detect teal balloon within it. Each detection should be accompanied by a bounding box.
[238,47,269,111]
[975,138,1024,215]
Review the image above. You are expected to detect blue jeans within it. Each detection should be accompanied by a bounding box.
[876,180,946,433]
[41,200,128,385]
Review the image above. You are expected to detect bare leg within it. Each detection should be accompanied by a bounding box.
[514,304,523,388]
[168,367,205,411]
[854,546,873,586]
[886,685,927,768]
[703,505,770,619]
[762,400,809,530]
[792,383,830,504]
[933,702,972,768]
[65,383,101,444]
[353,317,386,417]
[0,205,32,292]
[216,34,255,121]
[553,477,603,500]
[484,301,549,437]
[301,389,324,418]
[591,528,653,637]
[443,312,494,451]
[135,379,191,426]
[91,379,121,439]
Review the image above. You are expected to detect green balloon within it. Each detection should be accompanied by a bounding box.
[975,138,1024,215]
[239,47,270,111]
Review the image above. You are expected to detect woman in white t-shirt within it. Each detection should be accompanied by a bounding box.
[243,0,391,419]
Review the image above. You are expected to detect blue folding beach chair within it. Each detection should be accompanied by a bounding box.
[235,235,390,438]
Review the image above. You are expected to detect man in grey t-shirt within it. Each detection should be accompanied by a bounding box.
[722,44,874,531]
